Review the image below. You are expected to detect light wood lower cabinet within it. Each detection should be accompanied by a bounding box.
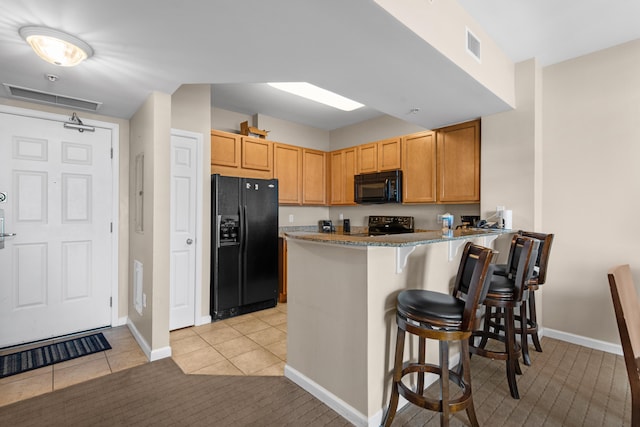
[273,143,302,205]
[436,119,480,203]
[402,131,436,203]
[302,149,326,205]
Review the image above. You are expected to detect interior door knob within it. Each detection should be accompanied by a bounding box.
[186,238,193,245]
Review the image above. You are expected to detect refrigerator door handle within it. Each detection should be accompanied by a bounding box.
[216,215,222,248]
[242,205,248,249]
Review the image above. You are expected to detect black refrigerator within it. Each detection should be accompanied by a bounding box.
[211,174,279,320]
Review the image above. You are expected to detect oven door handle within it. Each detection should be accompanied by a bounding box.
[384,178,391,200]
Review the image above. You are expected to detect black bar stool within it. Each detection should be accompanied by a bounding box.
[469,235,539,399]
[382,242,495,427]
[490,231,554,365]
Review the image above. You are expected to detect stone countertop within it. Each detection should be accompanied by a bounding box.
[284,228,512,247]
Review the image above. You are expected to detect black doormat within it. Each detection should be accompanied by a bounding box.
[0,333,111,378]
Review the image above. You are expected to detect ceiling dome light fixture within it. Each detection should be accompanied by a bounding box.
[19,26,93,67]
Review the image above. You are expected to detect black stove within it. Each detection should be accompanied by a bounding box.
[367,216,415,235]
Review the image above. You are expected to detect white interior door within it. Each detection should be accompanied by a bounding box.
[0,112,113,347]
[169,131,198,330]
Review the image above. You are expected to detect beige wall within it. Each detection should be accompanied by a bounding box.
[0,97,131,323]
[256,113,330,150]
[540,39,640,344]
[481,59,541,231]
[171,84,212,320]
[129,91,172,354]
[374,0,515,108]
[329,115,426,150]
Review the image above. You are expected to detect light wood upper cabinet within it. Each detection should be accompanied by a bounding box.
[210,130,273,179]
[241,137,272,172]
[377,137,402,171]
[402,131,436,203]
[273,143,302,205]
[211,130,240,168]
[357,137,401,173]
[302,148,326,205]
[329,147,357,205]
[436,119,480,203]
[357,142,378,173]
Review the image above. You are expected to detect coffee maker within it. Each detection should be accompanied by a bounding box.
[458,215,480,229]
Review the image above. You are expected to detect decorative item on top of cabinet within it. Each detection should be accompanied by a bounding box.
[436,119,480,203]
[302,148,326,205]
[274,143,303,205]
[239,121,269,139]
[356,137,401,173]
[329,147,357,205]
[402,130,437,203]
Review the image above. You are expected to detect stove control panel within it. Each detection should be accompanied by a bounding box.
[368,216,415,234]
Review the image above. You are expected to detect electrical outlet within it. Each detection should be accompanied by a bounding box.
[496,205,505,213]
[339,213,344,220]
[142,293,147,308]
[288,214,294,223]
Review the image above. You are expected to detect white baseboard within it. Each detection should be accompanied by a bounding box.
[285,352,460,427]
[284,365,369,427]
[149,346,172,361]
[126,319,172,361]
[196,315,212,326]
[542,327,622,356]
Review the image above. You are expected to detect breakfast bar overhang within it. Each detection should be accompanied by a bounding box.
[283,229,512,426]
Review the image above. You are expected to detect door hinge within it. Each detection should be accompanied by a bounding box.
[110,296,112,307]
[110,147,113,159]
[110,222,113,233]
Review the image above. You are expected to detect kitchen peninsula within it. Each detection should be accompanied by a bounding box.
[283,228,512,426]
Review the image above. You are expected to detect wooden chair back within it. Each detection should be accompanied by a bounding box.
[519,231,554,285]
[454,242,496,331]
[607,264,640,425]
[500,235,539,301]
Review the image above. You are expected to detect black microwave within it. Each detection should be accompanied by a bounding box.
[354,170,402,204]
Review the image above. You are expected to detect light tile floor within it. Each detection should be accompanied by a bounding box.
[0,303,287,407]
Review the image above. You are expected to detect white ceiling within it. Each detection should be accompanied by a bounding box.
[1,1,639,130]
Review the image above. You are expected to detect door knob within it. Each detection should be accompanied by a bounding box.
[186,238,193,245]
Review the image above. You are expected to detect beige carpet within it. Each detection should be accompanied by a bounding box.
[0,337,631,426]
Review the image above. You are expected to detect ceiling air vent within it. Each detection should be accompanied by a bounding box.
[3,84,102,111]
[466,27,481,63]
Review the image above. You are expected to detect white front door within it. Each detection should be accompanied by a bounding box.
[169,131,198,330]
[0,112,113,347]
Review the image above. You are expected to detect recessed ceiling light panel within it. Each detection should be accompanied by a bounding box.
[267,82,364,111]
[19,26,93,67]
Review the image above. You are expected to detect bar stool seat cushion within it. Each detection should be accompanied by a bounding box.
[398,289,464,323]
[487,274,516,296]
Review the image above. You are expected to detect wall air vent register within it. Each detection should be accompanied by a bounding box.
[3,83,102,111]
